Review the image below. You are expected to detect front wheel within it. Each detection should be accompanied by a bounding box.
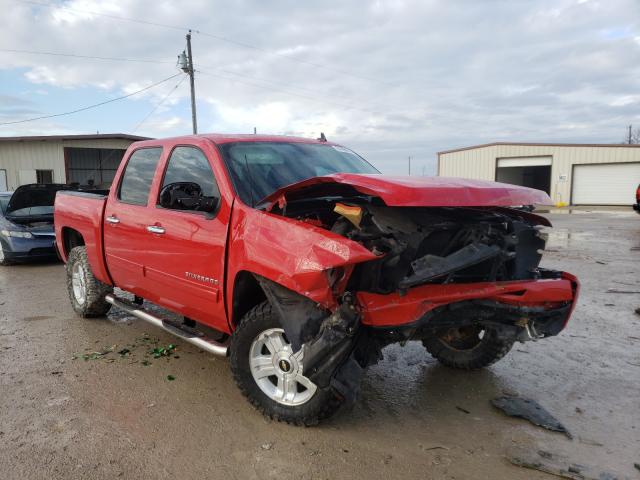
[230,302,343,426]
[0,241,12,266]
[66,246,113,317]
[422,325,514,370]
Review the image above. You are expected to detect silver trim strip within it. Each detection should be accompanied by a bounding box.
[105,294,228,357]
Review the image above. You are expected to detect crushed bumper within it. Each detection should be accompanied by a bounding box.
[357,272,579,335]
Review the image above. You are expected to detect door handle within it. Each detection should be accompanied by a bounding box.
[147,225,165,234]
[106,215,120,224]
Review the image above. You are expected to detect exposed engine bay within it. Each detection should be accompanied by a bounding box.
[268,193,548,293]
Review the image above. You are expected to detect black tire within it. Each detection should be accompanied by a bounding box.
[422,325,514,370]
[230,301,343,426]
[0,241,13,266]
[66,246,113,317]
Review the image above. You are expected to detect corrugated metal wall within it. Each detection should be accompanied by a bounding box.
[0,138,135,190]
[439,144,640,205]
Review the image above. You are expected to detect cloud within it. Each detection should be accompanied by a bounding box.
[0,0,639,173]
[0,94,40,118]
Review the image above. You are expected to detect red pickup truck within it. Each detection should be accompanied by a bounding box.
[54,134,578,425]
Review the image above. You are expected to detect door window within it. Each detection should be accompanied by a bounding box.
[118,148,163,205]
[159,147,220,211]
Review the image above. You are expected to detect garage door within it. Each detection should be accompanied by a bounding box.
[572,163,640,205]
[497,156,552,167]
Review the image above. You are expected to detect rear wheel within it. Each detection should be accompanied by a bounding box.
[423,325,514,369]
[230,301,343,426]
[66,246,112,317]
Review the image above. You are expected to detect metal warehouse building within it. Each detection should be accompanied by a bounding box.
[438,142,640,206]
[0,133,149,191]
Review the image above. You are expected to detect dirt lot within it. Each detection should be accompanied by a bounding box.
[1,209,639,479]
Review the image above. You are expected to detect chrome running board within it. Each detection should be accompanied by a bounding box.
[105,294,228,357]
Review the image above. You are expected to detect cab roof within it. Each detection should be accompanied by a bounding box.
[131,133,333,147]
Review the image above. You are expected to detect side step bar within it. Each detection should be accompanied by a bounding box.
[105,294,228,357]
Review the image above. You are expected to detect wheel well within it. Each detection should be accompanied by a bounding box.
[61,227,85,257]
[231,271,266,329]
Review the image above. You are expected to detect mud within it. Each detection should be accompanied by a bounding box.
[1,210,639,479]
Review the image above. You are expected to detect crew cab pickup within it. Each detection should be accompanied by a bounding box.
[55,134,579,425]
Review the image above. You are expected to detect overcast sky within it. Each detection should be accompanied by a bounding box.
[0,0,639,174]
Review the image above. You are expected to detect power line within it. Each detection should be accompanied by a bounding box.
[196,69,380,115]
[15,0,385,85]
[198,63,357,101]
[78,76,187,184]
[0,48,173,64]
[0,72,183,126]
[1,46,363,102]
[194,31,384,84]
[16,0,186,31]
[132,75,187,132]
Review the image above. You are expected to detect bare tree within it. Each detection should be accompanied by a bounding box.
[622,125,640,144]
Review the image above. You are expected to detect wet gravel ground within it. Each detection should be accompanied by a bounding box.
[0,210,639,479]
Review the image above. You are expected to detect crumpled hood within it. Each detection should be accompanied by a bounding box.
[262,173,552,208]
[6,184,73,215]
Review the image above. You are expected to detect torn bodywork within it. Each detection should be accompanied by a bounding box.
[258,277,371,405]
[252,176,579,403]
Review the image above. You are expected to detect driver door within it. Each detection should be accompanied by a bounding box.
[141,145,229,331]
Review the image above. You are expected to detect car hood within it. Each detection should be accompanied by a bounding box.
[5,184,73,215]
[261,173,553,208]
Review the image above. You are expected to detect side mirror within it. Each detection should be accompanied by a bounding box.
[159,182,218,213]
[197,196,219,213]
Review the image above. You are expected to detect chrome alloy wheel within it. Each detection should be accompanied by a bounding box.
[249,328,317,406]
[71,262,87,305]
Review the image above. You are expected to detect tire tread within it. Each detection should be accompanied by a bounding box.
[66,246,113,317]
[230,301,343,426]
[423,329,514,370]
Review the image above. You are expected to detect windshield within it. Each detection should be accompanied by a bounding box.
[7,206,54,217]
[219,142,379,206]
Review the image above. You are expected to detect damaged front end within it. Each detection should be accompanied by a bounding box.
[256,176,579,403]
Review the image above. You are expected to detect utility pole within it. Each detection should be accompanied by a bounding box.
[185,30,198,134]
[408,156,411,175]
[628,125,633,144]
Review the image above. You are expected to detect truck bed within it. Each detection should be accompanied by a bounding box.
[54,190,112,285]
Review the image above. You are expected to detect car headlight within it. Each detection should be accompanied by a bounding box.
[0,229,34,239]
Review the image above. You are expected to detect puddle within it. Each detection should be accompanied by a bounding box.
[544,229,597,249]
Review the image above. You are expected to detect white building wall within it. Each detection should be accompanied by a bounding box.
[439,144,640,205]
[0,138,136,190]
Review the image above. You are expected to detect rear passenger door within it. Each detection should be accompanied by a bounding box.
[103,147,163,297]
[140,145,230,331]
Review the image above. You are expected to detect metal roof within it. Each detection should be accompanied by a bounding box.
[438,141,640,155]
[0,133,152,143]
